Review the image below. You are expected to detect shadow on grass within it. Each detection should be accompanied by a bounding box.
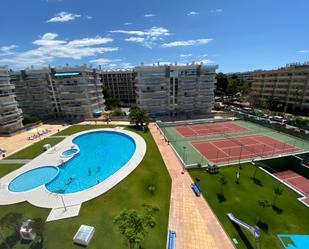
[0,233,19,249]
[216,193,226,203]
[257,220,269,233]
[231,222,254,249]
[250,177,264,187]
[272,205,283,214]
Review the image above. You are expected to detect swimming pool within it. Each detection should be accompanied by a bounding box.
[278,234,309,249]
[62,148,79,157]
[9,166,59,192]
[9,131,136,194]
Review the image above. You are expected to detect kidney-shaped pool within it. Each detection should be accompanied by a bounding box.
[9,131,136,194]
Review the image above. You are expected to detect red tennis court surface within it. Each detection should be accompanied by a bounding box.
[176,121,249,137]
[274,170,309,205]
[192,134,301,164]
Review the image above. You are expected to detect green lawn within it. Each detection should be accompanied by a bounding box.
[7,137,64,160]
[0,164,23,178]
[189,164,309,249]
[53,124,118,136]
[0,125,171,249]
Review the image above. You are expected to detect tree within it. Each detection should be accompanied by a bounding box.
[218,175,227,194]
[266,96,280,111]
[215,73,229,95]
[103,87,120,110]
[31,218,45,244]
[113,205,159,249]
[0,212,23,234]
[272,186,284,206]
[129,107,149,128]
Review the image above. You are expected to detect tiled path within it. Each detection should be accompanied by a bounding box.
[149,124,235,249]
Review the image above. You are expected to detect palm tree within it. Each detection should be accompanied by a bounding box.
[129,107,149,128]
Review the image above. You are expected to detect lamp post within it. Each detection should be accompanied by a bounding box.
[182,146,187,174]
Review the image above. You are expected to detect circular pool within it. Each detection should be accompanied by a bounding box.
[62,148,78,157]
[9,166,59,192]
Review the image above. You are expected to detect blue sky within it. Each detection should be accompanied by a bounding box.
[0,0,309,72]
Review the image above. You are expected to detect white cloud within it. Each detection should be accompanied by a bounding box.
[124,22,132,25]
[110,27,170,37]
[110,26,170,48]
[197,59,214,64]
[124,37,145,43]
[298,50,309,53]
[0,45,18,56]
[89,58,122,65]
[144,13,155,17]
[180,54,192,57]
[85,15,93,19]
[187,11,199,16]
[162,38,213,47]
[199,53,208,58]
[211,9,223,13]
[67,37,113,47]
[0,33,117,68]
[89,58,133,69]
[46,11,81,23]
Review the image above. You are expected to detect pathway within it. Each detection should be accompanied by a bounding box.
[0,159,31,164]
[149,123,235,249]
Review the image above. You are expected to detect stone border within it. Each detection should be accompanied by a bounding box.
[0,128,146,210]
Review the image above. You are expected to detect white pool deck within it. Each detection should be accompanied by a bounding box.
[0,128,146,222]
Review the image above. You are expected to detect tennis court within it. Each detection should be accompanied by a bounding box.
[158,119,309,166]
[191,134,300,164]
[175,121,249,137]
[274,170,309,205]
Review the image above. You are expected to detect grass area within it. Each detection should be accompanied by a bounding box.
[7,137,64,160]
[189,163,309,249]
[0,164,23,178]
[161,120,309,165]
[53,124,117,136]
[0,125,171,249]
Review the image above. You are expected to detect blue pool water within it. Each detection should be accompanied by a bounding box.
[62,148,78,156]
[9,166,59,192]
[9,131,136,194]
[278,234,309,249]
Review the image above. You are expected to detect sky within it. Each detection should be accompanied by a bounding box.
[0,0,309,72]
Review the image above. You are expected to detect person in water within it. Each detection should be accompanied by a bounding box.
[67,177,73,184]
[97,165,100,172]
[88,168,92,176]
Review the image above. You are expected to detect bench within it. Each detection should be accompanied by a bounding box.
[168,230,176,249]
[191,182,201,196]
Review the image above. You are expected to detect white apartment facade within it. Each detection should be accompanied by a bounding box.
[0,66,23,134]
[135,63,218,117]
[11,66,105,120]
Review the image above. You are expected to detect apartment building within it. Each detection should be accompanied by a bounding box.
[251,63,309,113]
[100,69,136,106]
[0,66,23,134]
[135,63,218,117]
[11,66,105,120]
[11,68,55,118]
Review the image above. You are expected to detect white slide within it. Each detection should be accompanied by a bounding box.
[227,213,260,239]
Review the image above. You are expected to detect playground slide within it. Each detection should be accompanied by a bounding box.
[227,213,260,239]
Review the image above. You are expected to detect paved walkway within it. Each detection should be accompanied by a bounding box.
[0,159,31,164]
[149,124,235,249]
[0,124,68,158]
